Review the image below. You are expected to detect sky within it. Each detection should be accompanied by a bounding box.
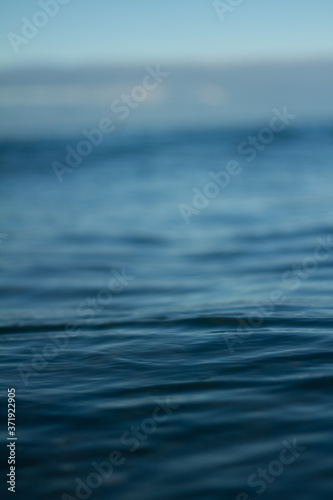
[1,0,333,68]
[0,0,332,138]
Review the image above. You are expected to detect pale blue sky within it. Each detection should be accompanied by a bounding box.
[1,0,333,68]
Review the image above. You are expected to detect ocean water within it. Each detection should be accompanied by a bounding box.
[1,123,333,500]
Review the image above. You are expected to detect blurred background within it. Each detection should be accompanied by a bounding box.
[1,2,333,500]
[1,0,333,137]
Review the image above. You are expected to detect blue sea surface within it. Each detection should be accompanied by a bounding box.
[1,124,333,499]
